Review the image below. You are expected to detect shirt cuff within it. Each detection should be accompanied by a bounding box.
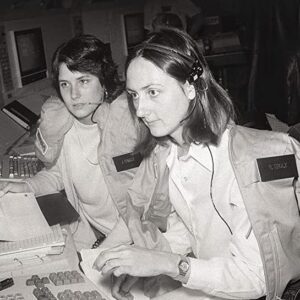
[182,257,214,294]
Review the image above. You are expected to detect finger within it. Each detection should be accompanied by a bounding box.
[111,275,130,300]
[101,258,124,275]
[113,266,128,277]
[119,290,134,300]
[93,252,111,271]
[112,288,133,300]
[111,291,128,300]
[111,274,126,288]
[112,281,134,300]
[121,276,139,293]
[93,245,128,271]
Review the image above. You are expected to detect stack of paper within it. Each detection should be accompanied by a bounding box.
[0,192,52,241]
[80,248,149,300]
[0,193,65,270]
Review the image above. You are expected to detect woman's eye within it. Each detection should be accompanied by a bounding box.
[80,79,89,85]
[149,89,159,97]
[60,82,69,89]
[128,92,138,100]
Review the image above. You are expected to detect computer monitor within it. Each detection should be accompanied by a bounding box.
[14,27,47,86]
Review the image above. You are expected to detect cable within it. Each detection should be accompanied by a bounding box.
[91,102,103,124]
[206,144,233,235]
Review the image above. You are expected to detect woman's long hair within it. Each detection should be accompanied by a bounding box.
[125,27,235,156]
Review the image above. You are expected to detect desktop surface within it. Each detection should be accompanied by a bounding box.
[0,211,195,300]
[0,225,113,300]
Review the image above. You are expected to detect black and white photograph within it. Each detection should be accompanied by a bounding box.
[0,1,300,299]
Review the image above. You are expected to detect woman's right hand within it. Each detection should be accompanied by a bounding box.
[35,96,74,167]
[93,244,179,279]
[0,181,32,197]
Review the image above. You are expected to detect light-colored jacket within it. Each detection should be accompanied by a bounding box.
[133,125,300,299]
[27,93,171,249]
[230,125,300,299]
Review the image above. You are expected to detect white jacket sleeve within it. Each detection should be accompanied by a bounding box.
[24,162,64,196]
[183,181,266,300]
[184,231,266,299]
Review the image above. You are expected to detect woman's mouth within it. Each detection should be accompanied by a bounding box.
[73,103,86,109]
[144,119,158,127]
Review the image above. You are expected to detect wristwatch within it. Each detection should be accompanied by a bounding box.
[175,255,190,282]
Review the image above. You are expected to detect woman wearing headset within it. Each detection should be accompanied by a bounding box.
[94,28,300,300]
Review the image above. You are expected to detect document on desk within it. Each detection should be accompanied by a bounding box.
[0,192,52,241]
[80,248,149,300]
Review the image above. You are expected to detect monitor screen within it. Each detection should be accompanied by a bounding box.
[14,28,47,86]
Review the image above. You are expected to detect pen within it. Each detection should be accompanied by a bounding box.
[0,278,14,291]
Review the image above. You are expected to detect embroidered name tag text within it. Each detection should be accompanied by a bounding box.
[257,154,298,182]
[113,152,142,172]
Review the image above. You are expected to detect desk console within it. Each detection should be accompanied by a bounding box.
[0,269,112,300]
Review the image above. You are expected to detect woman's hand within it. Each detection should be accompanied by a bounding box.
[0,181,32,197]
[111,274,138,300]
[93,244,179,278]
[35,96,73,167]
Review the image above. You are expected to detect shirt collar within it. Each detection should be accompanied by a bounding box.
[166,141,213,172]
[166,129,229,172]
[189,143,213,172]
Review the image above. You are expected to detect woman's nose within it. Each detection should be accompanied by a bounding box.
[71,84,81,99]
[135,97,149,118]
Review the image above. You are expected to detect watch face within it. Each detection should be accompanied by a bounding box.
[179,260,189,276]
[180,261,189,272]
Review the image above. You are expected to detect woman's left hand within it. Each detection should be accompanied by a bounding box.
[93,244,179,278]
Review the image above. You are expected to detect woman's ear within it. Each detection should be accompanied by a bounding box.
[184,81,196,100]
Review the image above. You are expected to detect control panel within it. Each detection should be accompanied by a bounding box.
[0,269,112,300]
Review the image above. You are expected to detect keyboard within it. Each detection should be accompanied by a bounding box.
[0,269,112,300]
[0,154,43,180]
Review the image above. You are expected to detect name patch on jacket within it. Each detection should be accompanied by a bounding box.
[257,154,298,182]
[113,152,142,172]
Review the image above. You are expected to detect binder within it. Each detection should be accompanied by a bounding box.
[1,100,39,130]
